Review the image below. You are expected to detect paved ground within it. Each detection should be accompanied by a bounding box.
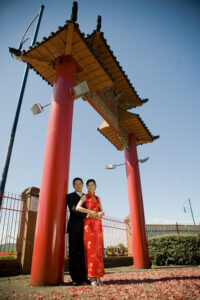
[0,266,200,299]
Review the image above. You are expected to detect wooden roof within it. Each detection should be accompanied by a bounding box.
[86,31,145,110]
[12,4,159,150]
[98,109,158,150]
[19,22,113,91]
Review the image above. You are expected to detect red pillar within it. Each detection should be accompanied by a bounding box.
[124,133,150,269]
[30,56,80,286]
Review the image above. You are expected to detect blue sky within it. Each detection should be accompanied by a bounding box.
[1,0,200,224]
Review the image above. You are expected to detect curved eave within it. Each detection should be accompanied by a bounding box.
[119,109,156,144]
[86,31,143,110]
[19,22,113,90]
[98,123,124,151]
[98,110,158,151]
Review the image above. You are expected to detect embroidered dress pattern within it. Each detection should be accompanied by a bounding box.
[84,192,105,277]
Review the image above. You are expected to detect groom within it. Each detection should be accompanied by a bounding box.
[66,177,90,286]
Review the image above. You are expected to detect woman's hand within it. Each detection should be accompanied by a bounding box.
[89,210,98,218]
[96,211,104,219]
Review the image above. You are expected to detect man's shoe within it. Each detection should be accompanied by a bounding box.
[82,279,91,285]
[72,281,80,286]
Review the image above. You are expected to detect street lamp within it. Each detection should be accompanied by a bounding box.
[105,163,125,169]
[30,81,89,115]
[183,198,196,225]
[73,81,89,97]
[105,157,149,169]
[30,103,50,115]
[0,5,45,208]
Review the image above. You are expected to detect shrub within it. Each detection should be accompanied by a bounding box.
[0,255,15,260]
[106,246,116,256]
[148,234,200,266]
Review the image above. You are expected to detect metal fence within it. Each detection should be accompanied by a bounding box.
[102,216,127,248]
[64,211,127,257]
[1,193,199,258]
[146,223,200,238]
[0,193,23,255]
[124,221,200,256]
[0,193,127,257]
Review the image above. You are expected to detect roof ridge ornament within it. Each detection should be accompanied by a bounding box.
[142,98,149,104]
[96,15,102,31]
[9,47,22,60]
[153,135,160,140]
[70,1,78,22]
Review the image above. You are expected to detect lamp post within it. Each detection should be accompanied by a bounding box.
[0,5,44,207]
[105,153,150,269]
[183,198,196,225]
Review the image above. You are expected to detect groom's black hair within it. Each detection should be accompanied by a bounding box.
[73,177,83,185]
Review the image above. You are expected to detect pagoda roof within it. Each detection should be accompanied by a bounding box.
[86,30,146,110]
[98,109,159,150]
[17,21,113,91]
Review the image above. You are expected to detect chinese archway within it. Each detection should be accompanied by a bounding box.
[12,2,158,285]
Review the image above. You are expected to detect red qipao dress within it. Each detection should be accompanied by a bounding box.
[83,192,105,278]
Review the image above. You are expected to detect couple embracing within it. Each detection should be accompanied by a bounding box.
[66,177,105,287]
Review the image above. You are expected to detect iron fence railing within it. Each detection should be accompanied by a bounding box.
[102,216,127,248]
[64,211,127,257]
[1,193,199,259]
[0,195,128,258]
[0,193,23,255]
[146,223,200,238]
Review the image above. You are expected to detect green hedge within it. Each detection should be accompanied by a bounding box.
[148,234,200,266]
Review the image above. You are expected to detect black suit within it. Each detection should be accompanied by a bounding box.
[66,192,87,283]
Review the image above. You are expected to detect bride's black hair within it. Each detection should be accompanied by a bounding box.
[86,179,96,186]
